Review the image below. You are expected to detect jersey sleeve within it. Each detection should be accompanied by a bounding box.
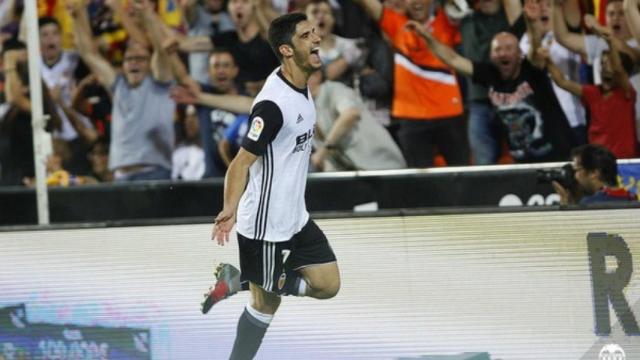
[241,100,284,156]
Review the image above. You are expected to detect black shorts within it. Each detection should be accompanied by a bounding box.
[237,219,336,293]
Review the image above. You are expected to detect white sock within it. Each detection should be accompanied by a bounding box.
[297,278,308,296]
[245,303,273,325]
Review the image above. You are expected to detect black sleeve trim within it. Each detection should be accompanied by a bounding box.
[241,100,284,156]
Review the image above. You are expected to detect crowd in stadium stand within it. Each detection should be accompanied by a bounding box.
[0,0,639,186]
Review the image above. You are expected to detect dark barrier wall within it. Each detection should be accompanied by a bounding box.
[1,162,639,225]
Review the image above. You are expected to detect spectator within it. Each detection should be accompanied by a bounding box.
[0,0,18,35]
[553,0,640,142]
[70,74,113,142]
[354,0,469,168]
[308,70,406,171]
[39,17,94,175]
[22,139,93,187]
[172,105,205,180]
[86,138,113,183]
[407,16,573,163]
[168,46,254,177]
[457,0,522,165]
[543,32,639,159]
[1,43,62,185]
[305,0,364,86]
[178,0,279,96]
[520,0,586,147]
[553,144,638,205]
[623,0,640,141]
[218,113,249,166]
[181,0,235,84]
[70,0,175,182]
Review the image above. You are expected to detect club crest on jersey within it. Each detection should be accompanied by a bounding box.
[247,117,264,141]
[293,129,314,153]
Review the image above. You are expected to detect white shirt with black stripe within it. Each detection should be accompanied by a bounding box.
[236,68,316,242]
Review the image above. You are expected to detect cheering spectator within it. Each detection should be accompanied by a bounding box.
[70,0,175,181]
[406,15,573,163]
[354,0,469,168]
[305,0,364,86]
[308,70,406,171]
[1,43,63,185]
[624,0,640,141]
[70,73,112,142]
[181,0,235,84]
[178,0,279,95]
[553,0,640,142]
[167,42,253,177]
[39,17,95,175]
[172,105,205,180]
[457,0,523,165]
[520,0,586,146]
[543,33,639,159]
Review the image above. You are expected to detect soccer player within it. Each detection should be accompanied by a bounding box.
[202,13,341,360]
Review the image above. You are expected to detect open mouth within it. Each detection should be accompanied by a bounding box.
[318,21,325,29]
[612,24,621,31]
[310,47,321,62]
[540,15,549,23]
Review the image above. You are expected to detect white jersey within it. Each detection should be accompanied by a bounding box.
[236,68,315,242]
[40,51,92,141]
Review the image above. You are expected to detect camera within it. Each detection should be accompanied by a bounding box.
[536,163,575,189]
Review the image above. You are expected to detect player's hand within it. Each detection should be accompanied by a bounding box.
[212,209,236,245]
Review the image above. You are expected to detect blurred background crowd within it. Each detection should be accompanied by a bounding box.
[0,0,639,186]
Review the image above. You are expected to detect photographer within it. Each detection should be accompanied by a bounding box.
[552,144,637,205]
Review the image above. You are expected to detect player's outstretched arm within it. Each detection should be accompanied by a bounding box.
[212,148,259,245]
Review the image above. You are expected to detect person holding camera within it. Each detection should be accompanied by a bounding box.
[552,144,638,205]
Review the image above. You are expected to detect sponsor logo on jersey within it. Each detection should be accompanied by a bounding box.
[247,116,264,141]
[296,114,304,123]
[293,129,314,153]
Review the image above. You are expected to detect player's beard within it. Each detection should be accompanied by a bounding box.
[292,47,319,75]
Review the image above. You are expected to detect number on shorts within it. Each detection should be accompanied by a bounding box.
[281,249,291,264]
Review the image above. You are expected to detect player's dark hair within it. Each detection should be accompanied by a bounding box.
[38,17,60,30]
[268,13,308,61]
[572,144,618,186]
